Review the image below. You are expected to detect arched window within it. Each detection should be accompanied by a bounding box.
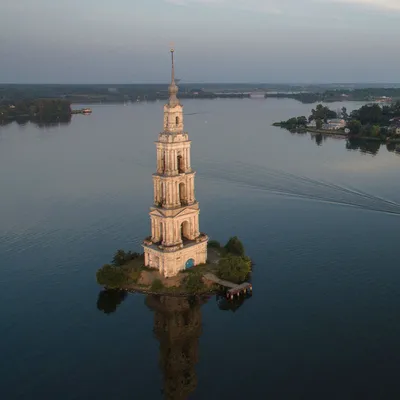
[176,116,179,126]
[181,220,190,241]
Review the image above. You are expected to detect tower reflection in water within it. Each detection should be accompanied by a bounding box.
[96,290,251,399]
[146,295,209,400]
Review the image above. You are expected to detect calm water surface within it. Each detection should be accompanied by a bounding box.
[1,99,400,399]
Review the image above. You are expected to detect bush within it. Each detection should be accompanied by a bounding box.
[217,255,252,283]
[96,264,130,288]
[112,250,141,266]
[208,240,221,249]
[224,236,245,257]
[185,273,205,293]
[151,279,164,291]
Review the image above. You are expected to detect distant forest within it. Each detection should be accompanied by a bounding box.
[1,84,400,105]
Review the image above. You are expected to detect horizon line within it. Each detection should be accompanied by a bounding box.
[1,82,400,86]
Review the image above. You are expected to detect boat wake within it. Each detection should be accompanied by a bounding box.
[201,161,400,216]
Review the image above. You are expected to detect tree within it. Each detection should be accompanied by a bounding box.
[112,249,141,266]
[380,127,389,137]
[310,104,337,122]
[371,125,380,137]
[225,236,245,257]
[217,255,252,283]
[284,117,298,129]
[360,124,373,137]
[297,116,308,126]
[185,273,205,292]
[357,104,382,125]
[347,120,362,135]
[341,107,348,120]
[208,240,221,249]
[96,264,128,288]
[316,118,323,129]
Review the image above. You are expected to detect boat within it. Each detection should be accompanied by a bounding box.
[82,108,92,114]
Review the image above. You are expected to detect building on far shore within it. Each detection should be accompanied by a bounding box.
[323,119,346,130]
[307,120,317,128]
[142,49,208,278]
[249,90,266,99]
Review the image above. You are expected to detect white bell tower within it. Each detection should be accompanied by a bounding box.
[143,49,208,278]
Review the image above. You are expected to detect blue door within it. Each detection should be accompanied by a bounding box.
[185,258,195,269]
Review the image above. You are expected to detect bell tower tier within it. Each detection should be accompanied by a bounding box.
[143,49,208,278]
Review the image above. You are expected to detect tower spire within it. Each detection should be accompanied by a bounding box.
[168,48,179,107]
[171,48,175,84]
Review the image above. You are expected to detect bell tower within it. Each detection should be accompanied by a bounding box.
[143,49,208,278]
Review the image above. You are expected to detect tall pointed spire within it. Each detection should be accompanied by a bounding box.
[171,48,175,84]
[168,48,180,107]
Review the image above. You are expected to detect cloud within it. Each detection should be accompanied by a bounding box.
[164,0,283,14]
[165,0,400,13]
[329,0,400,11]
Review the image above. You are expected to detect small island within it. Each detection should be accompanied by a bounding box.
[96,237,252,296]
[273,102,400,143]
[96,51,254,299]
[0,99,72,124]
[0,99,92,127]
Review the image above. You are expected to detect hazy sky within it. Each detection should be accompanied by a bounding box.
[1,0,399,83]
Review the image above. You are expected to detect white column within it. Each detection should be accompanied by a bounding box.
[174,182,178,206]
[174,221,178,244]
[156,221,160,241]
[191,217,195,238]
[165,150,169,173]
[188,178,193,203]
[171,181,175,206]
[166,182,170,206]
[187,146,191,170]
[157,148,161,172]
[184,148,187,170]
[195,214,199,236]
[173,150,177,173]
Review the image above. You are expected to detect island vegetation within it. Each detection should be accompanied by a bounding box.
[273,102,400,142]
[96,236,252,295]
[0,99,72,126]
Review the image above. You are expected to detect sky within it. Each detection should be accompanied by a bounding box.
[0,0,399,83]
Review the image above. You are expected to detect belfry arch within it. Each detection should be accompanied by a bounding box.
[181,220,190,241]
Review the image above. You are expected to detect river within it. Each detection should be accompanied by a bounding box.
[1,98,400,399]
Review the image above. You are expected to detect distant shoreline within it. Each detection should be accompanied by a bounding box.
[274,125,400,144]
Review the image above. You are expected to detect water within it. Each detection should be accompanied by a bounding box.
[1,98,400,399]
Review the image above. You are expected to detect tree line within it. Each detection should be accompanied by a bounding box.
[0,99,72,122]
[275,101,400,139]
